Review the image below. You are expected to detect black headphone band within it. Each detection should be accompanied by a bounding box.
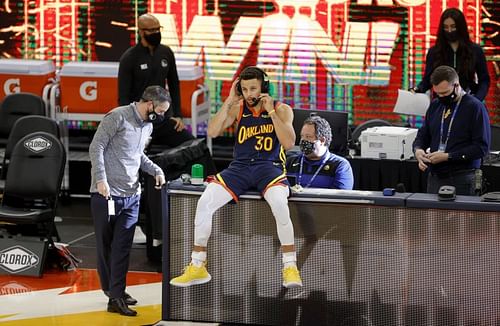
[241,66,268,79]
[238,66,270,93]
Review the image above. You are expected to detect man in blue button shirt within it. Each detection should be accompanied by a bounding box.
[413,65,490,195]
[286,115,354,190]
[286,115,354,242]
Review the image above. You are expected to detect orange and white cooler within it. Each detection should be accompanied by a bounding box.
[59,61,118,119]
[177,65,211,152]
[178,65,204,118]
[0,59,55,99]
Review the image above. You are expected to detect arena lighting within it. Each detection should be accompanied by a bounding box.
[2,0,493,126]
[158,14,398,86]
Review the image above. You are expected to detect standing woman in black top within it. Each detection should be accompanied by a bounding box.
[413,8,490,101]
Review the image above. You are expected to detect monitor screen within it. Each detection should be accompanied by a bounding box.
[292,109,349,156]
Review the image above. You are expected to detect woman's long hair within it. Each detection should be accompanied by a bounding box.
[434,8,474,85]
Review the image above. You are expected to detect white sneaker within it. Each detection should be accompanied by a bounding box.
[133,227,147,244]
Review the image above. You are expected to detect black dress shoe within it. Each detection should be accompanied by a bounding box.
[123,292,138,305]
[104,291,137,305]
[107,298,137,316]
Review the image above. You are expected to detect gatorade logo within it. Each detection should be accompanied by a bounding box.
[79,81,97,101]
[3,78,20,94]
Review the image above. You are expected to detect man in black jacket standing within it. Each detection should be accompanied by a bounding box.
[118,13,194,148]
[413,65,490,195]
[118,14,196,244]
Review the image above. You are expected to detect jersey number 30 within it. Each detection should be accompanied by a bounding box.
[255,136,273,151]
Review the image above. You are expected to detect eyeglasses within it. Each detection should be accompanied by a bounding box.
[141,26,163,33]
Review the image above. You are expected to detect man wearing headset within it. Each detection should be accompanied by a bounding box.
[89,86,167,316]
[170,66,303,288]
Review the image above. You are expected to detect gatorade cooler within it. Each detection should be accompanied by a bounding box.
[59,61,119,114]
[0,59,55,99]
[178,66,204,117]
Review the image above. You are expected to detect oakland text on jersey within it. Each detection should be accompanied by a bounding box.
[237,123,274,144]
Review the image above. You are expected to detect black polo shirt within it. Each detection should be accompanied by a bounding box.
[118,42,181,120]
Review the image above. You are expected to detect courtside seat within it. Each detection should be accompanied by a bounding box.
[0,132,66,245]
[0,115,60,181]
[0,92,46,147]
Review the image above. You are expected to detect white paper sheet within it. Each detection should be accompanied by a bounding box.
[393,89,430,116]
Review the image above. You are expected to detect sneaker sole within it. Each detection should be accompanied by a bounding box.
[170,275,212,287]
[283,281,303,288]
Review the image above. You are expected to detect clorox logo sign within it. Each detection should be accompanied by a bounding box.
[24,136,52,153]
[0,246,40,274]
[0,281,31,295]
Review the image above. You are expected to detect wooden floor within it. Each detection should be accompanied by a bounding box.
[0,269,164,325]
[0,198,218,326]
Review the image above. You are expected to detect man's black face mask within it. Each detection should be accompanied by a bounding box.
[144,32,161,47]
[438,85,457,107]
[148,108,165,124]
[299,139,315,155]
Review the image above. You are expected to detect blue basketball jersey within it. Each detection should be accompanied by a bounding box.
[234,101,286,163]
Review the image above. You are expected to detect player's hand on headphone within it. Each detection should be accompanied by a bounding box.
[260,94,273,112]
[170,117,185,132]
[228,78,242,102]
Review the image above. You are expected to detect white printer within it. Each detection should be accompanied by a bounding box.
[360,126,418,160]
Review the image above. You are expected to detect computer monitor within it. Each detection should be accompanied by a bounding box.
[292,109,349,156]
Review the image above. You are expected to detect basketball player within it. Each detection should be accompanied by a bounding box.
[170,66,302,288]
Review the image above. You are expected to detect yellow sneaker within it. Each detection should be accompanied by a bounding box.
[282,265,303,288]
[170,263,212,287]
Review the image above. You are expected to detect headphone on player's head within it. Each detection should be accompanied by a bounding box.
[236,66,270,95]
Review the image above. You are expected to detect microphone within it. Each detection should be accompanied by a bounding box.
[396,183,406,193]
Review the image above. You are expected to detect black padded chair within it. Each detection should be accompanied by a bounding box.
[349,119,392,155]
[0,116,60,180]
[0,132,66,245]
[0,92,46,146]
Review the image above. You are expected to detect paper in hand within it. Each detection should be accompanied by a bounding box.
[394,89,430,116]
[108,199,115,216]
